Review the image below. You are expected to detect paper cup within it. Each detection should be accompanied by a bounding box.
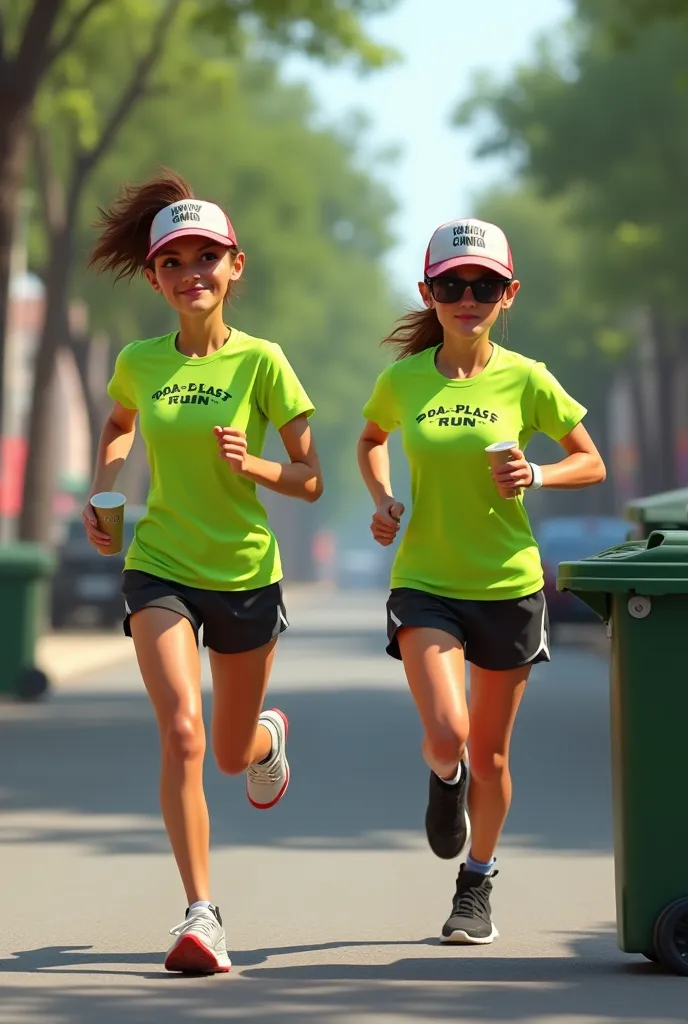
[485,441,519,469]
[90,491,127,555]
[485,442,519,500]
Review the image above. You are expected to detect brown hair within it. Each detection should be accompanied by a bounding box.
[89,169,238,283]
[382,307,444,361]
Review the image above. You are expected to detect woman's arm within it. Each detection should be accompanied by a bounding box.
[493,422,606,495]
[357,420,405,546]
[83,401,138,548]
[540,422,607,488]
[215,414,323,503]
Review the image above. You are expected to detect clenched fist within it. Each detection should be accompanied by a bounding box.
[214,426,248,473]
[371,498,405,547]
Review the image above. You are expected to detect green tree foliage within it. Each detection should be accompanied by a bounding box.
[3,0,401,541]
[25,6,398,535]
[457,22,688,317]
[455,14,688,496]
[576,0,688,48]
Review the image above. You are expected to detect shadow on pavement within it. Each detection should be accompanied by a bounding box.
[0,650,612,856]
[1,929,686,1024]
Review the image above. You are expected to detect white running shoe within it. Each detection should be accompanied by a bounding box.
[165,905,231,973]
[246,708,290,809]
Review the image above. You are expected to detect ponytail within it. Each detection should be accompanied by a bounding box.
[89,169,237,284]
[382,307,443,361]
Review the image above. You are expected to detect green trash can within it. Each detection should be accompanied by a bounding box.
[557,530,688,975]
[625,487,688,539]
[0,543,55,701]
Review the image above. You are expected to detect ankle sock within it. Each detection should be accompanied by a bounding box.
[188,900,213,914]
[436,760,464,786]
[466,854,495,876]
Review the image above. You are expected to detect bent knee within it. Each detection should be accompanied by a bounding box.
[163,714,206,763]
[425,721,469,768]
[470,750,509,784]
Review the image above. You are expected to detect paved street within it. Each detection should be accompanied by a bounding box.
[0,590,685,1023]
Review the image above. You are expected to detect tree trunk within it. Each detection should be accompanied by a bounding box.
[0,0,72,457]
[0,111,31,441]
[652,311,677,492]
[633,314,663,496]
[16,0,181,540]
[17,228,72,543]
[69,328,111,468]
[673,330,688,486]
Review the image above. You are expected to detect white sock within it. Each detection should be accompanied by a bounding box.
[436,761,464,786]
[188,900,213,914]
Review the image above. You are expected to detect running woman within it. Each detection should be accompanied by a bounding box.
[83,172,322,973]
[358,218,605,945]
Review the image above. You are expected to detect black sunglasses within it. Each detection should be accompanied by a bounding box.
[425,275,512,305]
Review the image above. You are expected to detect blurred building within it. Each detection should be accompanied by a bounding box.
[2,271,91,534]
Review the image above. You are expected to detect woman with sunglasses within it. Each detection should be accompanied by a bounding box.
[358,218,605,944]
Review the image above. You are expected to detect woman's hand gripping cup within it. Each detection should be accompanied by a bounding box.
[486,441,534,500]
[371,498,405,547]
[83,491,127,554]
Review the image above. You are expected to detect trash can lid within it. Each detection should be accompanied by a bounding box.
[0,543,55,577]
[625,487,688,527]
[557,530,688,595]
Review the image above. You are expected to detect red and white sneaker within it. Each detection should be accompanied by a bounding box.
[165,905,231,973]
[246,708,290,809]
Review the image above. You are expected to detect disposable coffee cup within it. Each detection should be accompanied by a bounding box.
[485,441,519,500]
[90,491,127,555]
[485,441,519,469]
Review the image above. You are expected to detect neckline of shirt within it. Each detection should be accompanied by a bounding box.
[167,328,245,364]
[428,341,501,388]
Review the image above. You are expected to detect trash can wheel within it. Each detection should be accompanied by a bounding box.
[653,898,688,976]
[15,667,49,702]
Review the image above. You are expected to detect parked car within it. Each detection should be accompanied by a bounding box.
[51,505,145,629]
[537,515,630,623]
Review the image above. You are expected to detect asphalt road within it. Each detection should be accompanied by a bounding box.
[0,590,685,1023]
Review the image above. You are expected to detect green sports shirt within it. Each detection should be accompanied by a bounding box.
[108,329,314,590]
[362,343,587,601]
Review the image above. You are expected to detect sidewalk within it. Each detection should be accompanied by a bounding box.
[35,581,330,685]
[36,630,133,685]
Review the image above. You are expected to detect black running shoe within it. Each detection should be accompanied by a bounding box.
[425,757,471,860]
[441,863,499,944]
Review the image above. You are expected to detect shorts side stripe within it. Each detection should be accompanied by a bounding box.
[524,596,549,664]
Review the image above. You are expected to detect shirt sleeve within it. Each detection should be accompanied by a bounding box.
[106,344,138,410]
[527,362,587,441]
[258,343,315,429]
[362,365,400,433]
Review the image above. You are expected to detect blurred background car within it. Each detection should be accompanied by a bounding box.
[50,505,145,630]
[333,515,397,591]
[537,515,630,623]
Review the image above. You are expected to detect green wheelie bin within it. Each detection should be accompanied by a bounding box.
[625,487,688,539]
[557,530,688,974]
[0,543,54,701]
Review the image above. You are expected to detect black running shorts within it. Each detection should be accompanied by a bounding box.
[386,586,550,671]
[121,570,288,654]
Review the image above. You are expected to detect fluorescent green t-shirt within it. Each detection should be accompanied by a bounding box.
[362,343,587,601]
[107,330,314,590]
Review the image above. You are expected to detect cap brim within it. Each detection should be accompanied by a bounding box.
[426,255,512,279]
[147,227,237,261]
